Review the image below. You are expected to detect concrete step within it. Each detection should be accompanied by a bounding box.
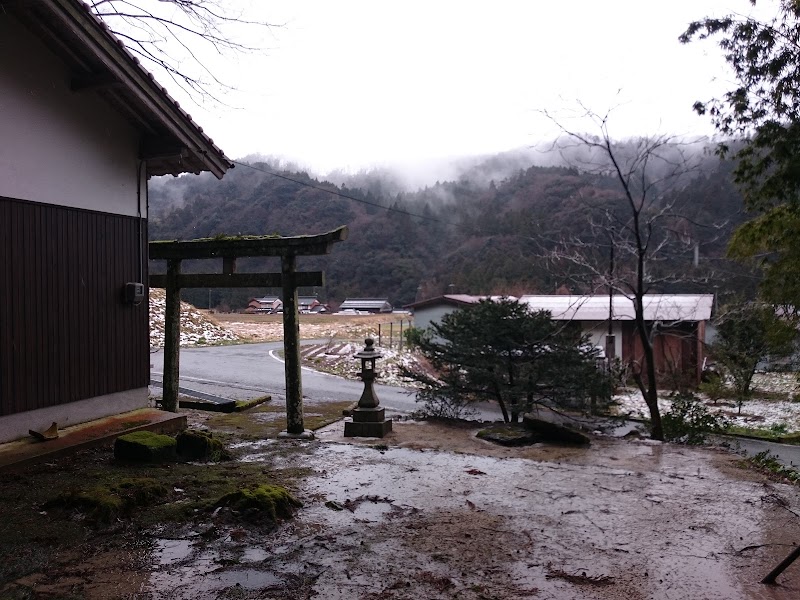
[0,408,186,472]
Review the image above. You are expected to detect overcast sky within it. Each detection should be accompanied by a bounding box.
[158,0,761,175]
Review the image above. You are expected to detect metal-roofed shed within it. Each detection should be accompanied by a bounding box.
[339,298,394,314]
[518,295,714,322]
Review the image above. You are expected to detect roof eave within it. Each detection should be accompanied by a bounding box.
[41,0,232,178]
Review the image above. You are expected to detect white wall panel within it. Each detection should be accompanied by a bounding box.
[0,16,146,217]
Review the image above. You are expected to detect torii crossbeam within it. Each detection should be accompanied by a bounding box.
[149,226,348,437]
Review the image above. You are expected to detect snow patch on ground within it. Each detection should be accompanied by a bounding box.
[614,372,800,431]
[299,342,422,388]
[149,289,240,348]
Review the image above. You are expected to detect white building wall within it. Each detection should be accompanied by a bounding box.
[414,305,624,359]
[0,15,146,217]
[578,320,623,359]
[0,388,149,445]
[412,305,461,332]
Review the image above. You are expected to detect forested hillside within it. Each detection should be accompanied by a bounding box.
[148,149,756,310]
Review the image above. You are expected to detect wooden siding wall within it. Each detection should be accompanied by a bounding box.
[621,321,701,385]
[0,196,149,416]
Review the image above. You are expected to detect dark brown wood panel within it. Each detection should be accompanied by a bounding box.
[0,196,149,416]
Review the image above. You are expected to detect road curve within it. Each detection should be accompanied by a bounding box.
[151,342,427,416]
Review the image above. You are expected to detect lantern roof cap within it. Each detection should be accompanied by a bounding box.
[354,338,382,360]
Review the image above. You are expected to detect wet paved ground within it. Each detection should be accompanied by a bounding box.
[144,423,800,600]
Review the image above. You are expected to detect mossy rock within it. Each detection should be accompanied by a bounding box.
[115,477,170,506]
[44,477,168,523]
[46,487,125,523]
[215,484,302,522]
[176,429,231,462]
[114,430,177,462]
[522,415,591,446]
[477,424,539,446]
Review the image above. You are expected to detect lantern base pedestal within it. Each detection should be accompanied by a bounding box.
[344,407,392,438]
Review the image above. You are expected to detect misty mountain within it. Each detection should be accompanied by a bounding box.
[148,148,754,311]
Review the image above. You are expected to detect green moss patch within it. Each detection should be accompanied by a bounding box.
[114,430,177,462]
[44,477,168,523]
[744,450,800,485]
[207,399,353,439]
[215,484,302,522]
[0,436,315,586]
[235,395,271,411]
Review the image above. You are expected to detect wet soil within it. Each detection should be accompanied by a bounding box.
[2,419,800,599]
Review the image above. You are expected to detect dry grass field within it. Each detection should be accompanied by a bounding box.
[210,311,413,344]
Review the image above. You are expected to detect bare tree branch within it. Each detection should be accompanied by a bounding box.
[89,0,279,107]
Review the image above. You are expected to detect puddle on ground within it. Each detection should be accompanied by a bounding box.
[241,547,270,563]
[148,540,284,599]
[229,439,275,450]
[204,569,282,590]
[153,538,194,565]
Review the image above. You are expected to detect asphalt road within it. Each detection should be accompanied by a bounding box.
[150,341,452,417]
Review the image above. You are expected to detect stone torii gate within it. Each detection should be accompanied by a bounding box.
[149,226,348,437]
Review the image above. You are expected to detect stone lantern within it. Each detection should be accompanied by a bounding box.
[344,338,393,437]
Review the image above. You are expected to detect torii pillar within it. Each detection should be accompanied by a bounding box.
[279,253,307,437]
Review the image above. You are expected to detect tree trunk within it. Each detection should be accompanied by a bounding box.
[634,295,664,440]
[492,381,511,423]
[645,385,663,440]
[497,400,510,423]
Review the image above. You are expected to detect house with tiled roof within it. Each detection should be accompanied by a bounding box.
[247,296,283,313]
[0,0,232,442]
[298,296,323,313]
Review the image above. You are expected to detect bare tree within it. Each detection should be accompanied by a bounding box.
[537,107,723,440]
[89,0,276,105]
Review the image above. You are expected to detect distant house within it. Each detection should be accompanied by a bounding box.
[247,296,283,313]
[339,298,394,314]
[519,295,714,384]
[407,294,714,385]
[0,1,232,443]
[298,296,322,313]
[404,295,516,331]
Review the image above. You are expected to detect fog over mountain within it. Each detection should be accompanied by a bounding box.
[148,142,754,311]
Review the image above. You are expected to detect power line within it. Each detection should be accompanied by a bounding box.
[232,159,454,225]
